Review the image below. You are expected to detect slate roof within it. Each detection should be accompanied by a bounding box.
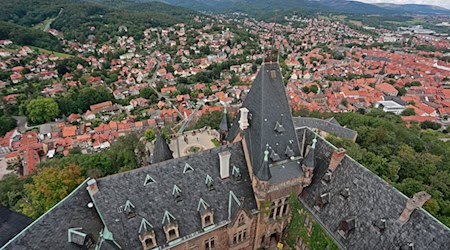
[293,117,358,141]
[0,206,31,247]
[2,179,104,250]
[228,62,301,180]
[152,131,173,164]
[92,142,257,249]
[296,127,450,250]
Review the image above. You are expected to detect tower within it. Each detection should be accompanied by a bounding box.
[228,53,308,248]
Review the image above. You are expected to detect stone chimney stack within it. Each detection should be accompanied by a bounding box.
[399,191,431,224]
[219,151,231,179]
[329,148,346,172]
[87,179,99,196]
[238,108,249,130]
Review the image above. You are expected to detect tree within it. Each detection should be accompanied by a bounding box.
[401,108,416,116]
[26,98,60,124]
[0,174,31,209]
[18,165,84,219]
[145,129,156,142]
[420,121,441,130]
[0,111,17,136]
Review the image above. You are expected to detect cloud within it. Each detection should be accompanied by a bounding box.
[356,0,450,9]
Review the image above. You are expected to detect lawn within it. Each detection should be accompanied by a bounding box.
[30,46,73,58]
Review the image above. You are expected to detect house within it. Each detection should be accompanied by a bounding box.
[62,126,77,138]
[90,101,113,113]
[375,100,405,115]
[376,83,398,96]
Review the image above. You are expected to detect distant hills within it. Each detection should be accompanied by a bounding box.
[149,0,450,15]
[0,0,198,50]
[374,3,450,15]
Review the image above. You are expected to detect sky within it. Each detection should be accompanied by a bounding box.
[356,0,450,9]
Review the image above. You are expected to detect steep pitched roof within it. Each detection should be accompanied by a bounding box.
[0,206,32,247]
[296,127,450,250]
[2,180,104,249]
[91,142,257,249]
[152,131,173,164]
[229,62,301,180]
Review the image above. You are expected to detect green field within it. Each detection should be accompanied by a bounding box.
[32,17,56,31]
[30,46,73,58]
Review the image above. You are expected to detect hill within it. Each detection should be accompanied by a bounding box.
[375,3,450,15]
[0,21,62,52]
[0,0,199,45]
[147,0,450,15]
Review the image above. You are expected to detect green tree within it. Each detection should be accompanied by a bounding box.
[0,111,17,136]
[26,98,60,124]
[145,129,156,142]
[401,108,416,116]
[420,121,441,130]
[0,174,31,209]
[18,165,84,219]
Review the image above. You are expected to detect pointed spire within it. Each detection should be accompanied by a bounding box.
[219,107,228,132]
[152,130,173,164]
[256,144,272,181]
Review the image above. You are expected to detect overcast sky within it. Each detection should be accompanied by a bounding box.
[356,0,450,9]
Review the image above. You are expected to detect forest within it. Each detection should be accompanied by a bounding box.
[0,0,199,49]
[294,109,450,227]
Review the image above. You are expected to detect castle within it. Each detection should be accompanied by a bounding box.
[2,57,449,250]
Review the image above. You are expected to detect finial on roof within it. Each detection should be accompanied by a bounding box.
[264,144,269,162]
[312,135,317,149]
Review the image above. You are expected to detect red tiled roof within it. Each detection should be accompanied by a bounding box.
[62,126,77,138]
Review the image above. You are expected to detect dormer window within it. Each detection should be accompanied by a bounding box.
[285,145,295,158]
[322,170,332,184]
[400,243,415,250]
[314,192,330,211]
[162,210,179,242]
[168,229,176,238]
[68,228,95,249]
[124,200,136,219]
[183,163,194,173]
[198,198,214,228]
[340,187,350,199]
[204,215,212,225]
[274,121,285,133]
[373,218,386,232]
[232,166,242,181]
[337,216,356,239]
[270,149,281,161]
[144,174,156,186]
[205,174,215,191]
[172,185,182,202]
[139,218,157,250]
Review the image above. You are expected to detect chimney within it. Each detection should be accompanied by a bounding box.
[218,151,231,179]
[87,179,99,196]
[238,107,249,130]
[329,148,346,172]
[399,191,431,224]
